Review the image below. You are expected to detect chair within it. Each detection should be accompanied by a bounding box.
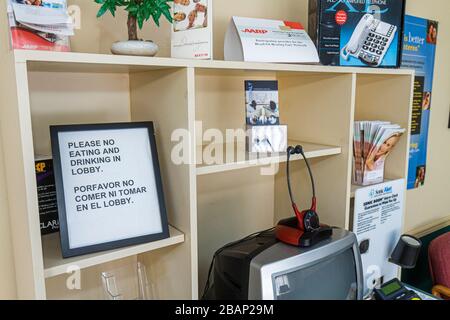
[428,232,450,299]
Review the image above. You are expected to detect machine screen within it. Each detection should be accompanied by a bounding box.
[381,281,403,296]
[274,248,358,300]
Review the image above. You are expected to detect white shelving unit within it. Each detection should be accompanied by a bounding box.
[0,48,414,299]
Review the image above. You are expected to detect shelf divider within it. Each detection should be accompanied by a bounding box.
[196,140,342,176]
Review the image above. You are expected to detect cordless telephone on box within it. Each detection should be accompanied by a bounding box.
[341,14,397,67]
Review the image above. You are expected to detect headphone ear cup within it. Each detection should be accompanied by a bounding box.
[295,145,303,154]
[287,146,295,155]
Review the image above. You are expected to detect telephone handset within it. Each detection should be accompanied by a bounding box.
[341,14,397,67]
[343,14,374,57]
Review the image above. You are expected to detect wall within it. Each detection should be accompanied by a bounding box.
[0,0,449,298]
[66,0,307,58]
[0,131,17,299]
[0,0,17,300]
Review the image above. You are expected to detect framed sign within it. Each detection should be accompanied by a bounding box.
[50,122,169,258]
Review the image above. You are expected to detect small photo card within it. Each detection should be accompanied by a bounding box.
[245,80,280,126]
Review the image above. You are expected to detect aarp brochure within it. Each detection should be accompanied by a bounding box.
[225,17,319,63]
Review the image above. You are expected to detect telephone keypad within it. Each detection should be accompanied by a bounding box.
[344,17,397,67]
[360,29,393,66]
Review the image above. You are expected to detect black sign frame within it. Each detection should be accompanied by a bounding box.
[50,122,169,258]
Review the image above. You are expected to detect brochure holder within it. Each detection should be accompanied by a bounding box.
[224,16,319,63]
[101,262,155,300]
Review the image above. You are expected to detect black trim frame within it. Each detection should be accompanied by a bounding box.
[50,122,170,258]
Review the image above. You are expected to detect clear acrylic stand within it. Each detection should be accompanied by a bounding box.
[137,262,156,300]
[101,272,123,300]
[101,261,156,300]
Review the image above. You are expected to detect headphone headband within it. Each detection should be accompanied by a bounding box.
[286,145,317,212]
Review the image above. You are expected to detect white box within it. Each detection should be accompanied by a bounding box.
[247,125,288,154]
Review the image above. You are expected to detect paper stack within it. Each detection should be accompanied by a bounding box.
[353,121,405,186]
[7,0,73,51]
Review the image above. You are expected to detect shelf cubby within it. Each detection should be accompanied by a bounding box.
[2,53,196,299]
[354,74,413,182]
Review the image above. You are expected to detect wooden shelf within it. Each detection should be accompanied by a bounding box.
[14,49,415,76]
[196,141,342,176]
[42,226,184,279]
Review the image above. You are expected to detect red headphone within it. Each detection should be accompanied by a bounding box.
[286,145,320,232]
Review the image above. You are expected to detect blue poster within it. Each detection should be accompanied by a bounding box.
[401,15,438,190]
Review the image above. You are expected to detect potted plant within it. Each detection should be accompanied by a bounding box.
[95,0,173,56]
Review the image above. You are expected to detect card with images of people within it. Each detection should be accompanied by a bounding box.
[245,80,280,126]
[173,0,208,32]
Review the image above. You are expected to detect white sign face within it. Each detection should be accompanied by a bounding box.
[53,124,167,257]
[353,179,405,296]
[224,16,320,63]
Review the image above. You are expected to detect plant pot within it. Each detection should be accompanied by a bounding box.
[111,40,159,57]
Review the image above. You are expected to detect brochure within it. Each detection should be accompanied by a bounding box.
[245,80,280,126]
[224,17,319,63]
[401,15,438,189]
[245,80,287,154]
[171,0,212,59]
[35,157,59,235]
[353,179,405,295]
[7,0,72,51]
[353,121,405,186]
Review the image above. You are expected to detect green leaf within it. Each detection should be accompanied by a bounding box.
[152,8,161,27]
[160,5,172,23]
[95,0,173,26]
[137,11,144,29]
[96,3,109,17]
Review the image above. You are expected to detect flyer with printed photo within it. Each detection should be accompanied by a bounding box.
[245,81,280,126]
[171,0,212,59]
